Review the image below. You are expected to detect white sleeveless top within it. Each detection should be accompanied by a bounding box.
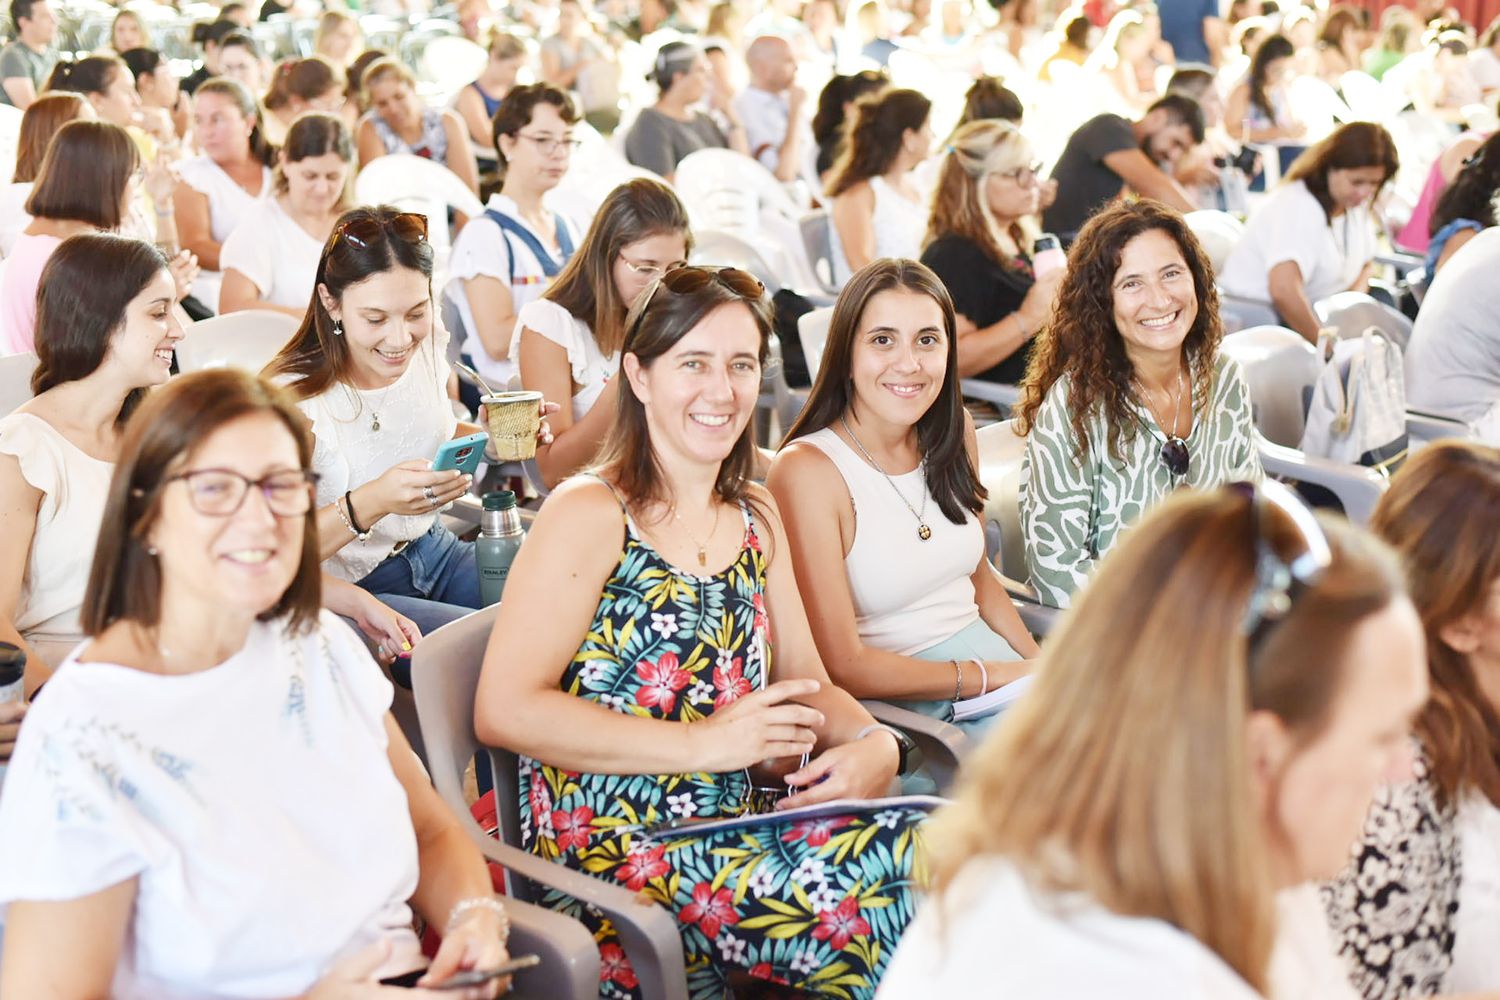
[0,412,113,646]
[830,174,928,286]
[177,155,273,311]
[799,426,982,655]
[296,331,458,583]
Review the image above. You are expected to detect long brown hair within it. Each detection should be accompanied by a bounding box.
[24,120,140,230]
[924,119,1038,264]
[928,486,1406,993]
[1014,200,1222,463]
[1283,121,1400,222]
[824,88,930,198]
[82,370,323,637]
[783,258,985,525]
[264,206,435,398]
[11,92,88,183]
[593,271,772,511]
[544,177,692,359]
[1371,442,1500,811]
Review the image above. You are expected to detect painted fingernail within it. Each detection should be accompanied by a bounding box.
[402,641,412,651]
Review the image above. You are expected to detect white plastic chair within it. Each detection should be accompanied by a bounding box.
[353,154,486,266]
[797,305,834,383]
[0,351,37,416]
[175,311,302,375]
[418,36,488,102]
[673,148,803,230]
[798,211,840,297]
[0,105,23,187]
[1314,291,1414,352]
[974,419,1059,637]
[1183,209,1244,275]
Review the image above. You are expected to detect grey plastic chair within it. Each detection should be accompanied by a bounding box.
[0,351,38,417]
[1314,290,1414,351]
[798,210,841,297]
[974,420,1061,637]
[412,606,690,1000]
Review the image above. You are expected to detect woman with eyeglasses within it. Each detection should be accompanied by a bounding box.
[1321,443,1500,998]
[1016,200,1261,609]
[444,83,584,397]
[517,177,692,491]
[265,208,544,645]
[920,120,1062,387]
[881,481,1428,996]
[0,369,513,998]
[770,259,1038,749]
[476,264,932,998]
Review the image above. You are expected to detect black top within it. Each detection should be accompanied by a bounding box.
[920,233,1036,386]
[1042,113,1138,238]
[180,64,210,96]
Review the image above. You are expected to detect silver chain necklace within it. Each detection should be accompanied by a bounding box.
[1133,366,1187,443]
[344,378,397,432]
[840,416,932,541]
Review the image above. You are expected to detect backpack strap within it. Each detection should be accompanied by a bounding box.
[483,207,574,279]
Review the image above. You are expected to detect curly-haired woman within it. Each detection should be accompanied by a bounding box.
[1016,200,1262,608]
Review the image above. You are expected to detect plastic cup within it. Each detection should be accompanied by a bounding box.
[481,391,543,461]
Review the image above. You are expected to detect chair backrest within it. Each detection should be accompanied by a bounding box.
[1314,290,1414,351]
[353,154,486,258]
[410,606,539,886]
[175,311,303,375]
[1183,210,1244,274]
[975,418,1029,582]
[1219,325,1323,447]
[798,306,834,383]
[418,35,488,98]
[0,351,38,417]
[798,210,839,295]
[673,148,801,231]
[688,228,782,295]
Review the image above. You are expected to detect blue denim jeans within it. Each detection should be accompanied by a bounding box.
[356,523,481,683]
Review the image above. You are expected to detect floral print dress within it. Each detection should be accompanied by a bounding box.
[518,483,931,999]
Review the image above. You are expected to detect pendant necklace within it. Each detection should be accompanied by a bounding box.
[671,500,722,567]
[346,379,397,432]
[840,416,932,541]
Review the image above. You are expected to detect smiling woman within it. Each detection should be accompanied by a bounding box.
[1015,200,1262,608]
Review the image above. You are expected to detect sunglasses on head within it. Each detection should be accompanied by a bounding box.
[1234,479,1332,654]
[627,265,766,339]
[336,212,429,250]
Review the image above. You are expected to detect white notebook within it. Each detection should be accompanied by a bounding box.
[951,674,1034,722]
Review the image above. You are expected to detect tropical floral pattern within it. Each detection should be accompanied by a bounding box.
[518,491,931,999]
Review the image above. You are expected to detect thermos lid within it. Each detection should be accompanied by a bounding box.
[482,490,518,511]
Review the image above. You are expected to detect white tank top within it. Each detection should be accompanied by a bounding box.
[830,174,927,286]
[799,426,982,655]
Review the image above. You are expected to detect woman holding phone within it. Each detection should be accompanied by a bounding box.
[265,207,554,645]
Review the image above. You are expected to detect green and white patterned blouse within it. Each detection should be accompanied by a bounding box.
[1020,353,1263,608]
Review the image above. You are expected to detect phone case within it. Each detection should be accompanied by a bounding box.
[432,433,490,476]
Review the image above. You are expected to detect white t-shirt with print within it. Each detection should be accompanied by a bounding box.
[0,612,424,999]
[1219,179,1377,305]
[515,298,618,422]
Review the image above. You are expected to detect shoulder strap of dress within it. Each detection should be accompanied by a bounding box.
[580,472,630,519]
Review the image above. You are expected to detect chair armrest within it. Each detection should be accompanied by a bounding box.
[959,379,1021,409]
[503,898,603,1000]
[461,820,689,1000]
[1406,408,1473,446]
[1258,440,1387,525]
[859,699,970,791]
[993,570,1062,638]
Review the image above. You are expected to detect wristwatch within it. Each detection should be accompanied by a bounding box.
[856,723,918,777]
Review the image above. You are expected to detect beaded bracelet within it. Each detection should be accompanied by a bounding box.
[951,659,964,702]
[448,896,510,940]
[336,492,371,541]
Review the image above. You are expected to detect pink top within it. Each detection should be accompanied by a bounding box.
[0,232,62,356]
[1396,131,1488,253]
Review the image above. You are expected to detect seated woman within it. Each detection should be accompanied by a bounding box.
[46,53,176,152]
[1040,14,1094,81]
[920,120,1061,385]
[266,208,524,639]
[120,48,190,142]
[1406,31,1483,128]
[356,58,480,196]
[1364,6,1418,81]
[623,40,748,184]
[1018,200,1262,608]
[1082,9,1157,114]
[517,177,691,490]
[1219,122,1399,346]
[475,264,931,998]
[0,92,89,257]
[220,113,353,317]
[1396,127,1488,255]
[1423,131,1500,276]
[0,368,510,997]
[1324,442,1500,998]
[882,482,1427,996]
[261,55,347,146]
[107,7,146,54]
[0,233,416,695]
[810,69,889,187]
[453,29,529,169]
[1316,5,1366,85]
[444,83,584,394]
[825,88,932,287]
[216,31,268,95]
[1225,33,1306,146]
[174,77,276,313]
[770,259,1037,740]
[314,8,362,70]
[0,121,186,355]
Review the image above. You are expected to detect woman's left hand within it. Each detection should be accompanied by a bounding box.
[349,591,422,665]
[418,907,511,998]
[167,250,198,303]
[777,731,900,810]
[481,400,559,447]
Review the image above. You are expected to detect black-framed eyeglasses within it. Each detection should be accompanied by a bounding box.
[164,468,321,518]
[1234,479,1332,652]
[994,161,1045,187]
[337,212,428,250]
[515,132,583,155]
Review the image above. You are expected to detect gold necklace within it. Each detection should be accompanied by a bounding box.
[671,500,723,567]
[840,416,932,541]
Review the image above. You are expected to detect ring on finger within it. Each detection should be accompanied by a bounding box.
[422,485,437,501]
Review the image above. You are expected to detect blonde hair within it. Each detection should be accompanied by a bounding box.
[359,56,416,105]
[926,487,1405,994]
[924,119,1038,262]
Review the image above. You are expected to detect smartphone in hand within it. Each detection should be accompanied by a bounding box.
[431,432,490,477]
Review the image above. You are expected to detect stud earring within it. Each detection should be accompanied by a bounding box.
[146,544,158,556]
